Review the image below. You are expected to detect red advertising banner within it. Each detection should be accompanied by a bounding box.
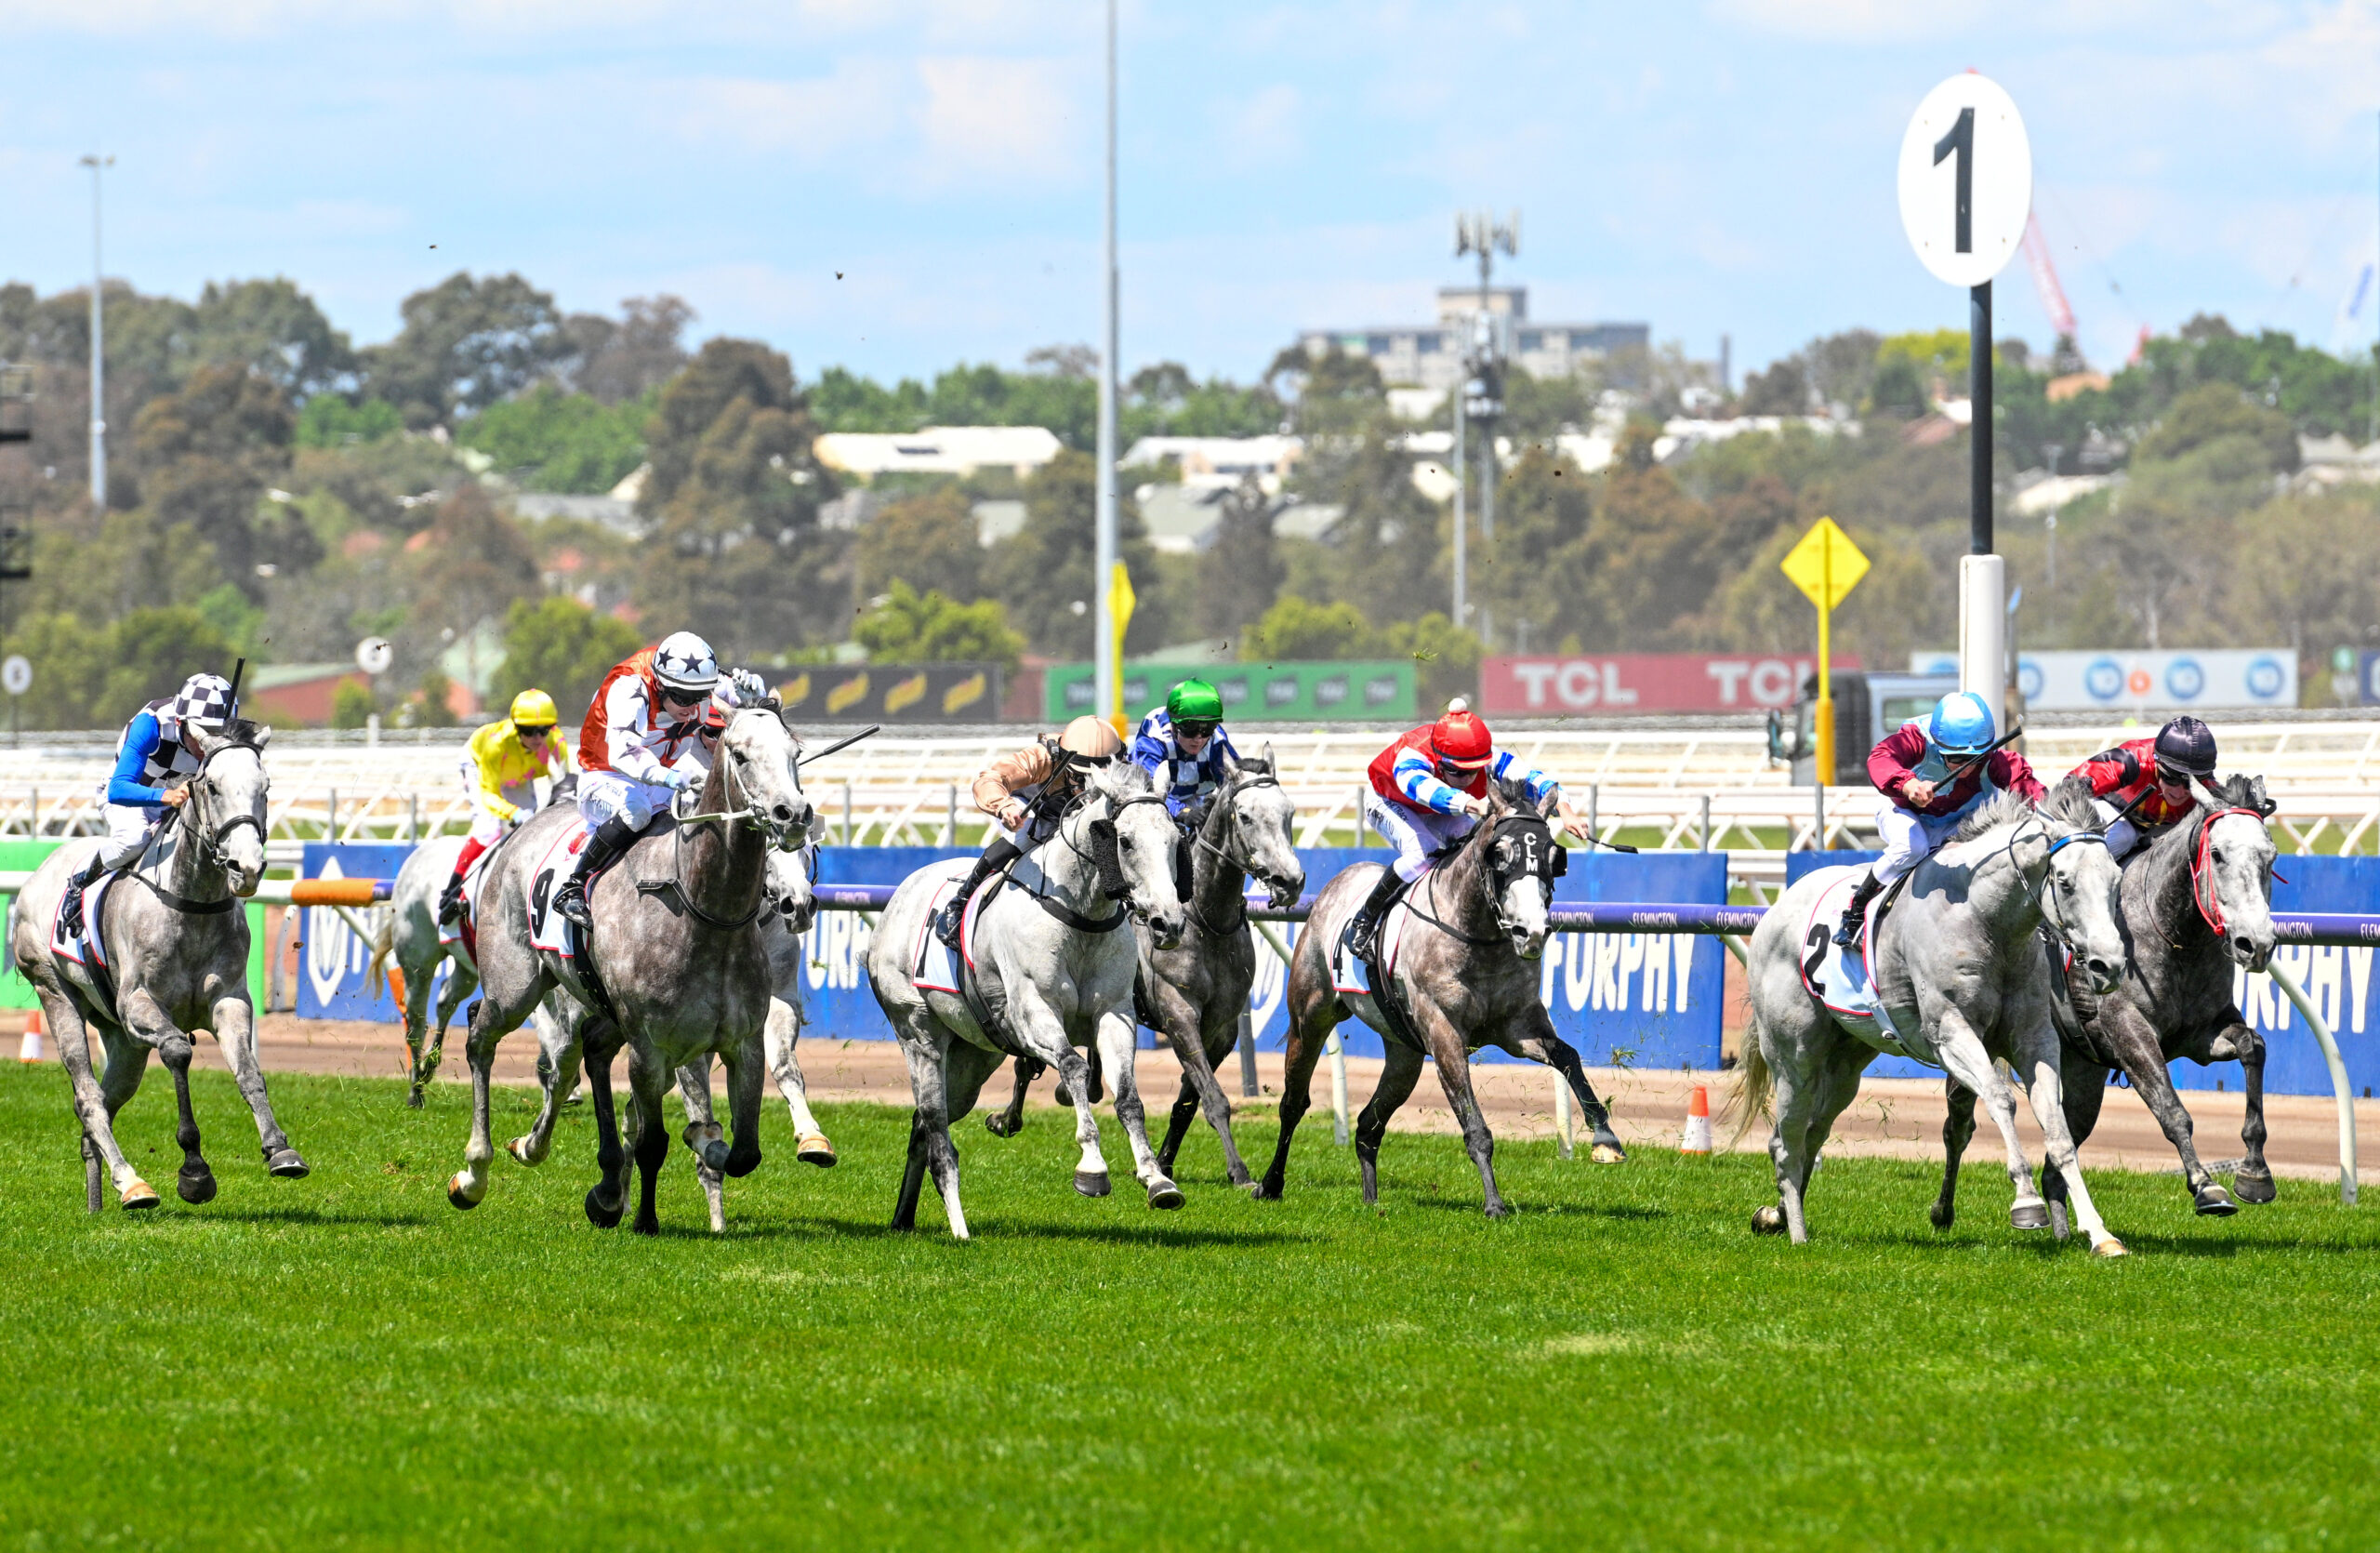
[1481,654,1861,715]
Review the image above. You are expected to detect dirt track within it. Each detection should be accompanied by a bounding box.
[15,1008,2369,1188]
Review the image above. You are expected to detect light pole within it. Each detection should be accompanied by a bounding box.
[1453,210,1514,644]
[1091,0,1121,729]
[79,154,112,511]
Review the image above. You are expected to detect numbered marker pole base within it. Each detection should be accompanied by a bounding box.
[1959,554,2008,736]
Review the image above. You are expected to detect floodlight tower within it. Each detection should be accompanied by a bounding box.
[79,153,112,511]
[1452,210,1516,643]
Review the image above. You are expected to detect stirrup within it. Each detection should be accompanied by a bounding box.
[1348,914,1381,963]
[1832,909,1865,950]
[933,899,964,949]
[554,879,592,929]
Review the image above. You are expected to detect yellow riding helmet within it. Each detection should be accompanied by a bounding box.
[509,688,559,731]
[1058,714,1123,767]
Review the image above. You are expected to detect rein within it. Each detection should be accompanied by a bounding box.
[635,717,798,932]
[1404,814,1556,949]
[1013,788,1166,933]
[2187,805,2270,943]
[1186,771,1290,937]
[1996,816,2108,958]
[149,742,267,914]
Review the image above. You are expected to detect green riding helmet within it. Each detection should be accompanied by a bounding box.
[1166,677,1224,731]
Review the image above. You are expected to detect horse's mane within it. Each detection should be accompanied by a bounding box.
[1087,756,1157,802]
[1949,787,2037,843]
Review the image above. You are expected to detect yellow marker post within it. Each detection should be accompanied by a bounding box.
[1107,561,1136,736]
[1779,517,1869,786]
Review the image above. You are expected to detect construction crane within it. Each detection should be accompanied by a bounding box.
[2021,211,2081,358]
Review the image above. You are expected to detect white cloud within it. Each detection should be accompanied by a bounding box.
[1212,84,1302,166]
[913,55,1079,188]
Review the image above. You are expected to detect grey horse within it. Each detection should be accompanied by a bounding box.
[445,702,812,1235]
[979,751,1304,1188]
[864,757,1189,1237]
[1738,787,2135,1255]
[1935,774,2281,1231]
[9,724,305,1211]
[1257,781,1627,1217]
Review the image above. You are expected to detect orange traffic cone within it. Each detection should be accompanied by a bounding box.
[19,1005,46,1065]
[1680,1083,1712,1156]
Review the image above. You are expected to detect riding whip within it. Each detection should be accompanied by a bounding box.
[223,656,247,726]
[797,723,880,771]
[1939,723,2024,787]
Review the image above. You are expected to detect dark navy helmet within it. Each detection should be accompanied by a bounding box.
[2154,716,2218,781]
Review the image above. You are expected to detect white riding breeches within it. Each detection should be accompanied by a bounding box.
[1364,790,1476,883]
[99,803,165,870]
[2091,798,2144,861]
[577,771,675,833]
[1872,793,1988,886]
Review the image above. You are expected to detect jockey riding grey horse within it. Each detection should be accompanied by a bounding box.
[1933,774,2281,1231]
[445,700,811,1235]
[1258,781,1625,1216]
[866,757,1189,1237]
[11,722,302,1211]
[1738,786,2135,1254]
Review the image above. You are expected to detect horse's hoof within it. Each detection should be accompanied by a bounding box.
[699,1139,732,1174]
[1483,1200,1512,1219]
[1751,1204,1785,1235]
[266,1149,310,1180]
[2232,1167,2277,1205]
[2092,1237,2130,1259]
[121,1179,161,1211]
[1588,1142,1626,1164]
[1251,1180,1282,1201]
[984,1113,1021,1138]
[585,1188,623,1229]
[796,1135,838,1168]
[2193,1183,2239,1217]
[405,1090,425,1110]
[177,1166,218,1205]
[1146,1179,1185,1210]
[446,1174,481,1210]
[631,1215,660,1238]
[2010,1200,2051,1230]
[507,1137,539,1166]
[1928,1201,1955,1231]
[1073,1169,1112,1198]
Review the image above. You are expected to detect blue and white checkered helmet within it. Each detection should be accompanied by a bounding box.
[1928,691,1996,757]
[167,673,233,736]
[652,631,719,696]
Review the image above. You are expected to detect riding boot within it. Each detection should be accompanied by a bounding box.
[553,816,638,930]
[937,836,1024,949]
[1833,869,1883,950]
[56,853,110,937]
[437,870,468,926]
[1346,866,1405,964]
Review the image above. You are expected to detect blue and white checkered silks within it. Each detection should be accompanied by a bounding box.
[653,631,719,693]
[165,673,233,737]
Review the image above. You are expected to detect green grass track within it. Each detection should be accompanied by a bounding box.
[1,1063,2375,1550]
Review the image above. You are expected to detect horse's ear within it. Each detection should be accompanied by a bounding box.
[245,721,272,750]
[2251,774,2276,817]
[1262,740,1276,772]
[1218,747,1240,779]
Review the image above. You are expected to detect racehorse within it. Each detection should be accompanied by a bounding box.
[445,700,811,1235]
[1256,781,1626,1217]
[1738,787,2135,1255]
[978,752,1303,1188]
[865,757,1189,1237]
[1933,775,2281,1231]
[9,723,304,1211]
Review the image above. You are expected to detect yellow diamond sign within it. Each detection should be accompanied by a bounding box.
[1779,517,1869,610]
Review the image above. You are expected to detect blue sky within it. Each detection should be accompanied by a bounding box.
[3,1,2378,387]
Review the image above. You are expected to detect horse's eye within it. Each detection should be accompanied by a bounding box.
[1118,837,1133,850]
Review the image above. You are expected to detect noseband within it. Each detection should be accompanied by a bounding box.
[152,743,267,914]
[2188,806,2273,943]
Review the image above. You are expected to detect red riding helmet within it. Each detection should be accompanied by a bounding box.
[1430,698,1495,768]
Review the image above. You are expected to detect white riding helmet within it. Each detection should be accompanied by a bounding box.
[652,631,720,696]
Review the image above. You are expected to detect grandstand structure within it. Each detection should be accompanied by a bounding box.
[5,723,2380,881]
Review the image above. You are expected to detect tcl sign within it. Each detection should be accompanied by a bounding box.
[1482,654,1861,715]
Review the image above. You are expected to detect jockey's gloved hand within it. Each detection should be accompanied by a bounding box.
[728,668,766,704]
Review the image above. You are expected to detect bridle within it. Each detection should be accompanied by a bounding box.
[641,710,806,931]
[2186,805,2276,944]
[151,740,266,915]
[1407,812,1562,949]
[2000,816,2109,961]
[1187,767,1297,935]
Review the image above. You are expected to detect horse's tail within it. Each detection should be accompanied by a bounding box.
[365,912,395,1000]
[1727,1015,1774,1147]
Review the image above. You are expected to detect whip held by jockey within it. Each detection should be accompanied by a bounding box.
[1834,690,2045,949]
[551,631,766,930]
[1130,677,1238,825]
[438,689,572,926]
[934,715,1125,949]
[59,672,237,932]
[1346,698,1591,963]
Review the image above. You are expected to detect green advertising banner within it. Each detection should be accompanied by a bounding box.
[0,839,268,1011]
[1046,660,1418,724]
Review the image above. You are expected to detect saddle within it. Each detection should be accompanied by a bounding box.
[50,869,124,1026]
[1330,872,1430,1055]
[910,871,1025,1057]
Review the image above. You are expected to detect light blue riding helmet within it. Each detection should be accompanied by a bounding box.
[1928,691,1996,756]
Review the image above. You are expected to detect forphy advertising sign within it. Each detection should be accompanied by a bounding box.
[1909,650,2297,710]
[1481,654,1862,715]
[1046,660,1418,723]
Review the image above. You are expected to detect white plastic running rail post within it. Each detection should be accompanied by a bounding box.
[1555,1075,1574,1160]
[2268,960,2359,1206]
[1328,1029,1348,1147]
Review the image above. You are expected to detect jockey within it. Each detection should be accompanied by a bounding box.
[1130,677,1238,824]
[552,631,762,929]
[60,672,233,931]
[1346,698,1589,962]
[1834,689,2045,948]
[933,715,1124,948]
[436,689,572,925]
[2069,715,2221,861]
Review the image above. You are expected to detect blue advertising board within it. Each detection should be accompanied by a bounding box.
[1787,849,2380,1097]
[298,843,1729,1073]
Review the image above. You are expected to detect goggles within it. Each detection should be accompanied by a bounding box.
[657,684,707,709]
[1175,721,1218,740]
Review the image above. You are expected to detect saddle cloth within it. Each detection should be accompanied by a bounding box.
[437,843,501,959]
[1799,869,1911,1056]
[522,816,595,957]
[909,871,998,993]
[1330,874,1416,996]
[50,869,121,971]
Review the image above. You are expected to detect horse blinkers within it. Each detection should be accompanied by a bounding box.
[1086,816,1130,901]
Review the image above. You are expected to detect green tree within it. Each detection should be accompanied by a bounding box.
[490,595,643,725]
[1240,595,1375,660]
[2132,382,2298,471]
[852,581,1023,670]
[95,606,232,725]
[330,679,377,730]
[404,669,463,727]
[130,364,301,588]
[1382,612,1483,710]
[0,612,108,729]
[361,272,568,427]
[988,449,1165,657]
[1197,476,1284,638]
[1295,429,1440,624]
[855,485,981,602]
[295,394,403,448]
[456,383,649,493]
[188,277,354,397]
